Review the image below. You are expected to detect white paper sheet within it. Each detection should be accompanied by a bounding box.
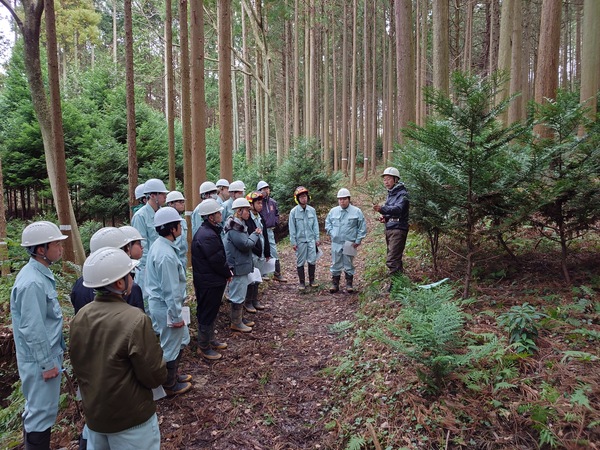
[167,306,191,327]
[261,258,276,276]
[247,267,263,284]
[342,241,358,256]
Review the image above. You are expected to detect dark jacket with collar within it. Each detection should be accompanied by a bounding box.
[245,213,270,258]
[192,220,231,289]
[380,182,410,231]
[69,293,167,433]
[71,277,144,314]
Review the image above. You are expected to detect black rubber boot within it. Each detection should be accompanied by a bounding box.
[210,322,227,350]
[297,266,306,290]
[230,303,252,332]
[329,275,341,293]
[274,260,287,282]
[252,283,264,310]
[308,264,318,287]
[198,324,222,360]
[163,359,192,396]
[25,428,51,450]
[345,274,354,293]
[175,350,192,382]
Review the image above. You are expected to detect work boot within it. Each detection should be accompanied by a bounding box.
[175,351,192,382]
[244,285,257,313]
[25,428,51,450]
[198,325,222,360]
[329,275,341,293]
[230,303,252,332]
[274,260,287,282]
[252,283,265,310]
[209,323,228,350]
[308,264,318,287]
[163,360,192,397]
[345,274,354,293]
[297,266,306,290]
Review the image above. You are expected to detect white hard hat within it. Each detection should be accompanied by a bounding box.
[154,206,182,227]
[134,184,146,200]
[119,225,145,243]
[232,198,251,209]
[199,181,218,195]
[143,178,169,194]
[337,188,351,198]
[166,191,185,203]
[83,247,140,288]
[21,221,68,247]
[197,199,224,216]
[257,180,269,190]
[229,180,246,192]
[216,179,230,188]
[90,227,129,253]
[381,167,400,178]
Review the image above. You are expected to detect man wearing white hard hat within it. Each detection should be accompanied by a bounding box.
[220,180,246,228]
[373,167,410,287]
[325,188,367,293]
[132,183,147,215]
[10,221,68,449]
[166,191,189,269]
[191,181,219,235]
[216,179,230,205]
[70,247,166,450]
[146,207,192,396]
[131,178,169,297]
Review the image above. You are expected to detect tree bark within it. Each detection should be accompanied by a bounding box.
[349,0,357,185]
[395,0,415,144]
[340,2,348,174]
[432,0,449,94]
[534,0,561,139]
[508,0,524,124]
[0,158,9,276]
[165,0,176,191]
[242,8,252,160]
[580,0,600,120]
[218,0,233,180]
[124,0,138,219]
[190,0,206,206]
[496,0,514,124]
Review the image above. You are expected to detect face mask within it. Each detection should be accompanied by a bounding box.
[210,193,218,200]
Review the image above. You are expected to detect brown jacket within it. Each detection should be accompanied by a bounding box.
[70,293,167,433]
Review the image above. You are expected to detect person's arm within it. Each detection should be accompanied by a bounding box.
[129,314,167,388]
[16,281,59,375]
[380,193,408,217]
[157,254,184,325]
[355,209,367,246]
[196,233,231,279]
[325,210,333,235]
[288,208,297,246]
[311,208,320,244]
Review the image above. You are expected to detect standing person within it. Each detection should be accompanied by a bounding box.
[257,180,286,282]
[192,181,219,235]
[166,190,189,269]
[325,188,367,293]
[373,167,410,286]
[192,199,232,360]
[216,179,230,205]
[243,192,270,313]
[131,178,169,297]
[70,227,144,314]
[10,221,68,449]
[223,197,261,332]
[132,183,146,215]
[70,247,167,450]
[146,207,192,396]
[288,186,320,290]
[220,180,246,227]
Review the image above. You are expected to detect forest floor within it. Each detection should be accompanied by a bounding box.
[2,192,600,449]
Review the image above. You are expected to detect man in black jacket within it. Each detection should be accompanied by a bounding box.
[192,199,232,360]
[374,167,410,284]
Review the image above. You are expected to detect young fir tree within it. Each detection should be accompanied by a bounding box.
[401,71,532,298]
[528,90,600,284]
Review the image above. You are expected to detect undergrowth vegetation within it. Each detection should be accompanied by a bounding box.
[324,222,600,449]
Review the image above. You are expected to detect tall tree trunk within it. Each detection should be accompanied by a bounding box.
[462,0,473,72]
[293,0,300,140]
[190,0,206,207]
[124,0,138,220]
[580,0,600,120]
[283,7,290,159]
[323,23,330,173]
[496,0,514,124]
[396,0,415,144]
[534,0,561,139]
[332,15,338,172]
[363,0,371,177]
[349,0,357,185]
[0,157,7,276]
[340,2,349,174]
[180,0,192,206]
[112,0,117,64]
[508,1,524,124]
[242,8,252,160]
[218,0,233,180]
[165,0,176,191]
[432,0,449,94]
[370,0,377,176]
[418,0,427,126]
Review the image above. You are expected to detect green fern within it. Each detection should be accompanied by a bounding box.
[345,434,366,450]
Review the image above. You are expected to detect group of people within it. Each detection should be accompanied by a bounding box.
[10,167,409,449]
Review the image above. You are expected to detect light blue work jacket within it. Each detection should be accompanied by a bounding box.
[325,204,367,253]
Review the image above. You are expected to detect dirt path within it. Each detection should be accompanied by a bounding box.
[158,215,379,449]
